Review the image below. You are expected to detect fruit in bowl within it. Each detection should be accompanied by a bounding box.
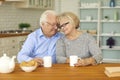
[20,60,38,72]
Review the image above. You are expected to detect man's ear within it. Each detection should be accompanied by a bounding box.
[41,22,45,26]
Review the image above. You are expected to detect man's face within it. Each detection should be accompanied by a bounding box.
[41,15,57,37]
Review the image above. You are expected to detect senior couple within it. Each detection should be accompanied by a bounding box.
[17,10,102,67]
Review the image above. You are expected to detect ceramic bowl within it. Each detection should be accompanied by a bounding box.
[20,66,37,72]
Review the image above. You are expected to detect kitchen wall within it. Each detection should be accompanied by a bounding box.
[58,0,79,17]
[0,2,42,30]
[0,0,79,31]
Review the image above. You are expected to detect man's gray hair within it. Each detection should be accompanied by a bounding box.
[40,10,56,26]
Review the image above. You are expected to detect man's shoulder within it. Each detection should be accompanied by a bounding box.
[28,29,41,37]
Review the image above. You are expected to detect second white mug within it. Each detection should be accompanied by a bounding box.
[69,55,78,66]
[43,56,52,67]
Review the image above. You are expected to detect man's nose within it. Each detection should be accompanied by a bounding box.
[52,24,57,29]
[54,26,58,30]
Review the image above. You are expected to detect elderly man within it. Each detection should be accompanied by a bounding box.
[17,10,62,65]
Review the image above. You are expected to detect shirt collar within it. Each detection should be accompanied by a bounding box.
[38,28,44,38]
[38,28,61,38]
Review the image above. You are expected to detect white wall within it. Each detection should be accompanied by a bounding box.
[56,0,79,17]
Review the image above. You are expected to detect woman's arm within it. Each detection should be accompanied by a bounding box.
[74,34,102,67]
[88,34,103,64]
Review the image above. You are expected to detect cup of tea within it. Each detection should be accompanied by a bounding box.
[69,55,78,66]
[43,56,52,67]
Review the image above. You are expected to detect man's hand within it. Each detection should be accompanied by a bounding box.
[33,57,43,66]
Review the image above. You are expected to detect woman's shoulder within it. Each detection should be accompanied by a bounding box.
[84,31,95,36]
[79,32,95,40]
[81,32,92,37]
[58,34,65,40]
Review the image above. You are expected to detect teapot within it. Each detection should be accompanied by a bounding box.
[0,54,16,73]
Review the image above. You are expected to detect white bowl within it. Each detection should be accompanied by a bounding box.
[20,66,37,72]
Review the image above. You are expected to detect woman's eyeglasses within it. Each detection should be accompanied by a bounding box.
[57,22,69,29]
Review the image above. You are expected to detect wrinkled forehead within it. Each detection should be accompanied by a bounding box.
[47,14,57,23]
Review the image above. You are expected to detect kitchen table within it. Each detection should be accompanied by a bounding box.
[0,63,120,80]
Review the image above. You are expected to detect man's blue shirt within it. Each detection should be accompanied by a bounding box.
[17,28,62,63]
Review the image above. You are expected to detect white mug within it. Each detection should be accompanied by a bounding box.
[43,56,52,67]
[69,55,78,66]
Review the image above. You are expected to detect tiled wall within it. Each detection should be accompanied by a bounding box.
[0,2,44,31]
[59,0,79,17]
[0,0,78,31]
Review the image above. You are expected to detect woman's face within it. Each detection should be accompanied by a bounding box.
[60,18,75,35]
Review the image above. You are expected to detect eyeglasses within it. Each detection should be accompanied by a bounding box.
[58,22,69,29]
[46,22,57,27]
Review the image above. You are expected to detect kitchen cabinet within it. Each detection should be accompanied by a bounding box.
[15,0,54,9]
[0,36,27,62]
[79,0,120,63]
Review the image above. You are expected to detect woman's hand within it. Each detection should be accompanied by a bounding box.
[74,58,96,67]
[74,59,86,67]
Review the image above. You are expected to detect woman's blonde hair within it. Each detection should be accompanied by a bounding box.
[57,12,80,29]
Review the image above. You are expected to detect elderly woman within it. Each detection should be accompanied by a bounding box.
[56,12,102,66]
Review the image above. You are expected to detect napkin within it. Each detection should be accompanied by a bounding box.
[104,67,120,77]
